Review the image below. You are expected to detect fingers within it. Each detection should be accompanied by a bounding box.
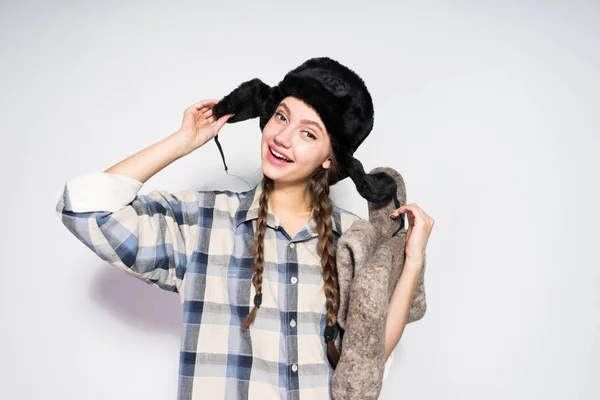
[399,204,423,223]
[190,106,217,126]
[184,100,219,116]
[212,113,235,135]
[390,203,435,226]
[188,99,219,111]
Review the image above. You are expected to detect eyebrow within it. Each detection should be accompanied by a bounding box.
[279,102,324,135]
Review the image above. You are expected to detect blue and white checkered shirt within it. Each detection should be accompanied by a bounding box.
[55,172,393,399]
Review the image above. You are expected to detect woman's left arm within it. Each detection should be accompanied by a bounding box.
[384,202,435,361]
[384,257,423,360]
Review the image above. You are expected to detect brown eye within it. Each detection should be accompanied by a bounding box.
[275,112,287,122]
[303,131,317,140]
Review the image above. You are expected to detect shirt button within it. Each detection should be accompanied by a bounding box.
[289,243,295,248]
[290,319,296,328]
[290,276,297,284]
[291,364,298,372]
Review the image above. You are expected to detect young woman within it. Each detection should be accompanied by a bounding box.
[56,58,434,399]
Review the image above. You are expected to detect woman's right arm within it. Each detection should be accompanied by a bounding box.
[55,100,234,293]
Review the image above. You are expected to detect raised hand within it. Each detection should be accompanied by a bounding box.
[174,99,234,156]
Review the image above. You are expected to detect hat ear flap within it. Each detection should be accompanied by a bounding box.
[346,155,397,203]
[212,78,273,123]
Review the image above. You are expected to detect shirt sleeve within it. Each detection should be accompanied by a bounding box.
[55,171,204,293]
[383,350,394,382]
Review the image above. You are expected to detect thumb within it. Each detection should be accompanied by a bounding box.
[213,113,235,135]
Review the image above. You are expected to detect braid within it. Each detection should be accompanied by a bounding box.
[309,170,341,369]
[242,153,343,371]
[241,177,273,329]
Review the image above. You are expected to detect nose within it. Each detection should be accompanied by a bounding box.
[273,124,294,149]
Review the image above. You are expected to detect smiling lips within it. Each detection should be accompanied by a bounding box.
[268,145,294,163]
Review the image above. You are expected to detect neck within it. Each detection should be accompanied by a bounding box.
[268,180,312,217]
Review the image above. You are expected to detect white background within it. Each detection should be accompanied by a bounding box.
[1,0,598,399]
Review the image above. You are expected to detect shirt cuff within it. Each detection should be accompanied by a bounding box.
[65,172,144,213]
[383,350,394,382]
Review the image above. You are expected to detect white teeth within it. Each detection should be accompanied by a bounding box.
[270,147,292,162]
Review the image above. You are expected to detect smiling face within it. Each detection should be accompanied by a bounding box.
[261,96,333,186]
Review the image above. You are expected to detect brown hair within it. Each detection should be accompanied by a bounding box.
[240,153,343,369]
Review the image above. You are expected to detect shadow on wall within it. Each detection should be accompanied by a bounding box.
[88,265,182,337]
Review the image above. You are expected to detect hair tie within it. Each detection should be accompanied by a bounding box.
[324,325,335,342]
[253,293,262,309]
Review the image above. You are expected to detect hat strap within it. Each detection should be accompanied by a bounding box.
[214,135,229,172]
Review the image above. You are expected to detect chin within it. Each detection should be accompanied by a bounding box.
[261,160,299,185]
[261,160,283,181]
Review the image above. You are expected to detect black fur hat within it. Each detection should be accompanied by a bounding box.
[212,56,397,204]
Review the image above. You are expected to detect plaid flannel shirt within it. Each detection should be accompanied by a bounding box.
[55,172,393,399]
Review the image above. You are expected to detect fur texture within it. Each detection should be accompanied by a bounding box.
[332,166,427,400]
[211,57,397,204]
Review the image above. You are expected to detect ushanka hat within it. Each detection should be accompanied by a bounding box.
[212,56,398,204]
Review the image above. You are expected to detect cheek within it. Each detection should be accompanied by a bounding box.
[295,145,323,166]
[261,121,277,141]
